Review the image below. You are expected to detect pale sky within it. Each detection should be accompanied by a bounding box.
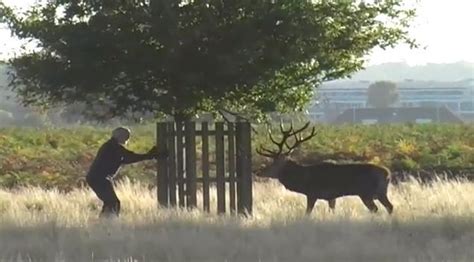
[1,0,473,66]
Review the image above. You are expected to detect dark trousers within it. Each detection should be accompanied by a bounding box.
[86,176,121,218]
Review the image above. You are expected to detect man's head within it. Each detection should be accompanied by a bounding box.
[112,127,131,145]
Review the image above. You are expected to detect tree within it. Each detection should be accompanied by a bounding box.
[367,81,399,108]
[0,0,417,121]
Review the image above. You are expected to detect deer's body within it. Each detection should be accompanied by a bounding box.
[257,121,394,215]
[278,161,390,199]
[273,160,393,214]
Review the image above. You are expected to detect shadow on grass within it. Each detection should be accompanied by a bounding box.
[0,216,473,262]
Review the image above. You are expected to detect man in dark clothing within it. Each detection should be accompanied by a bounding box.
[86,127,167,218]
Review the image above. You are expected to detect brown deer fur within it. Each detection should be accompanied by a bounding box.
[256,122,394,215]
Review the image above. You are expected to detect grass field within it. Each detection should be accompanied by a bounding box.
[1,178,473,261]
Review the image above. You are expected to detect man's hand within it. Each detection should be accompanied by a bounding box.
[147,146,169,159]
[147,146,157,155]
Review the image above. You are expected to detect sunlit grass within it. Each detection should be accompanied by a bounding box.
[0,178,473,261]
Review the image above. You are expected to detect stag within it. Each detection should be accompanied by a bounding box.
[256,122,393,215]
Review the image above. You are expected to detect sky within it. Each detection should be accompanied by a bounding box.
[1,0,473,66]
[368,0,474,66]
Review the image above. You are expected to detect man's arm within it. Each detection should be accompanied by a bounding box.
[119,147,153,164]
[120,145,168,164]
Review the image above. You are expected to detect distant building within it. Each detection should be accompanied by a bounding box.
[334,106,464,124]
[308,79,474,122]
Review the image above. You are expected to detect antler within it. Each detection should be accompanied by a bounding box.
[256,120,295,158]
[285,123,317,154]
[256,121,317,158]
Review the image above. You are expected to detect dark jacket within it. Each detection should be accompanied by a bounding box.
[86,138,154,180]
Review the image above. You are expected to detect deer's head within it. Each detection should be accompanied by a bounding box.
[256,121,317,178]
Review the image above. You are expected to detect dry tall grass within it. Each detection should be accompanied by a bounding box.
[0,178,473,262]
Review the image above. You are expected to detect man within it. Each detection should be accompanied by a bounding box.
[86,127,167,218]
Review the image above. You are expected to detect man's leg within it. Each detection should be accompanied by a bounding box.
[87,177,120,218]
[100,179,121,218]
[87,176,106,217]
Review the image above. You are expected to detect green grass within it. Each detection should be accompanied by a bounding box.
[0,123,473,189]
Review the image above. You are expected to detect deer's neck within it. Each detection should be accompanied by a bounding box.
[278,160,309,193]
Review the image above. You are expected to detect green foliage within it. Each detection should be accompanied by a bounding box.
[254,123,474,172]
[367,81,399,108]
[0,125,157,189]
[1,123,473,189]
[0,0,417,120]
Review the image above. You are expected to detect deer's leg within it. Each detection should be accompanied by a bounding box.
[377,194,394,214]
[328,199,336,211]
[306,195,317,215]
[360,196,378,213]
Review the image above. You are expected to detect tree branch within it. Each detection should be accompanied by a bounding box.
[218,108,259,135]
